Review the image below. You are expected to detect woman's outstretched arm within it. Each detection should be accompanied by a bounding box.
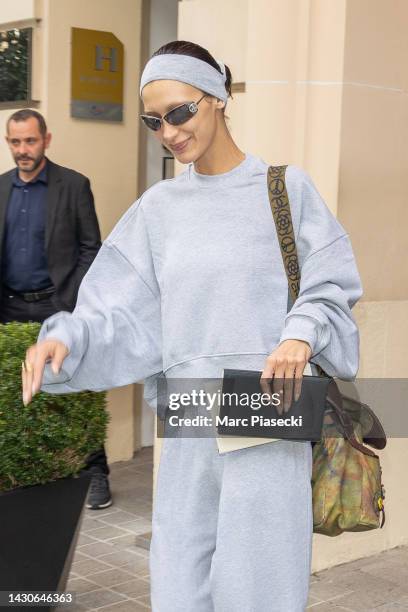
[22,198,163,403]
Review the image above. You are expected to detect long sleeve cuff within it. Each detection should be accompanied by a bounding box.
[278,314,328,355]
[38,311,87,387]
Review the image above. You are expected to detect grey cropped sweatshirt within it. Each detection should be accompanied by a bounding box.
[38,152,363,409]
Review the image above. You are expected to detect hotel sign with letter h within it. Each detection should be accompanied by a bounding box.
[71,27,124,121]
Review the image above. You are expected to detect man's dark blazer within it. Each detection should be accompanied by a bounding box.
[0,158,101,312]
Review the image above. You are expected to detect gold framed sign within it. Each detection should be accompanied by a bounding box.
[71,27,124,122]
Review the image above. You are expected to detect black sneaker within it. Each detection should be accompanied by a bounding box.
[86,473,113,510]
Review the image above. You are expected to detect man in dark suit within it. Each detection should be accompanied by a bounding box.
[0,108,112,509]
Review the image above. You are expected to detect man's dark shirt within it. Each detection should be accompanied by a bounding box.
[1,160,53,292]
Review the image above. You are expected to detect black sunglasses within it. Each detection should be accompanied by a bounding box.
[140,94,207,131]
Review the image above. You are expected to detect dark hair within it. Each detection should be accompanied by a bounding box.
[152,40,233,110]
[6,109,47,137]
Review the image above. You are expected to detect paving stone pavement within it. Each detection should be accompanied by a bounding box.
[67,446,408,611]
[67,447,153,612]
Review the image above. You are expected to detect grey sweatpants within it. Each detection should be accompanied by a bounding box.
[150,436,313,612]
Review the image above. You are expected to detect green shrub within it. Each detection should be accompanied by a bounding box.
[0,322,109,492]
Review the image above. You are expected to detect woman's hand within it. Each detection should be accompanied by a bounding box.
[21,339,69,406]
[260,339,312,414]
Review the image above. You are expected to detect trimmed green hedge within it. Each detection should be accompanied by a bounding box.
[0,322,109,492]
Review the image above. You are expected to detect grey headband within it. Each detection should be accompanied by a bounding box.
[139,54,228,102]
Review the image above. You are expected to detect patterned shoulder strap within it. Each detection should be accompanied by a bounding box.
[268,165,327,378]
[267,165,300,303]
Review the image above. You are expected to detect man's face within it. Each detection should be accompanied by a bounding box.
[6,117,51,173]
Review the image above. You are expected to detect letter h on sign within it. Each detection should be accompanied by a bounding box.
[95,45,118,72]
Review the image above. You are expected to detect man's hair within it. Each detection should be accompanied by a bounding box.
[6,109,47,137]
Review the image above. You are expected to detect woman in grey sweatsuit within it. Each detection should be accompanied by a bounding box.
[22,40,363,612]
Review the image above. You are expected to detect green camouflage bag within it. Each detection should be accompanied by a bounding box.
[311,382,386,536]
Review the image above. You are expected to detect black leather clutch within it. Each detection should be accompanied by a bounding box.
[218,368,331,441]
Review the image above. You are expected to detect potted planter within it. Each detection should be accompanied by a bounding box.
[0,322,109,607]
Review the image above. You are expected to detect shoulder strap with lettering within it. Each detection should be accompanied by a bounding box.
[267,165,300,303]
[267,165,327,378]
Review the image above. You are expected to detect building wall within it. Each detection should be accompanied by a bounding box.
[0,0,36,26]
[0,0,144,462]
[338,0,408,302]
